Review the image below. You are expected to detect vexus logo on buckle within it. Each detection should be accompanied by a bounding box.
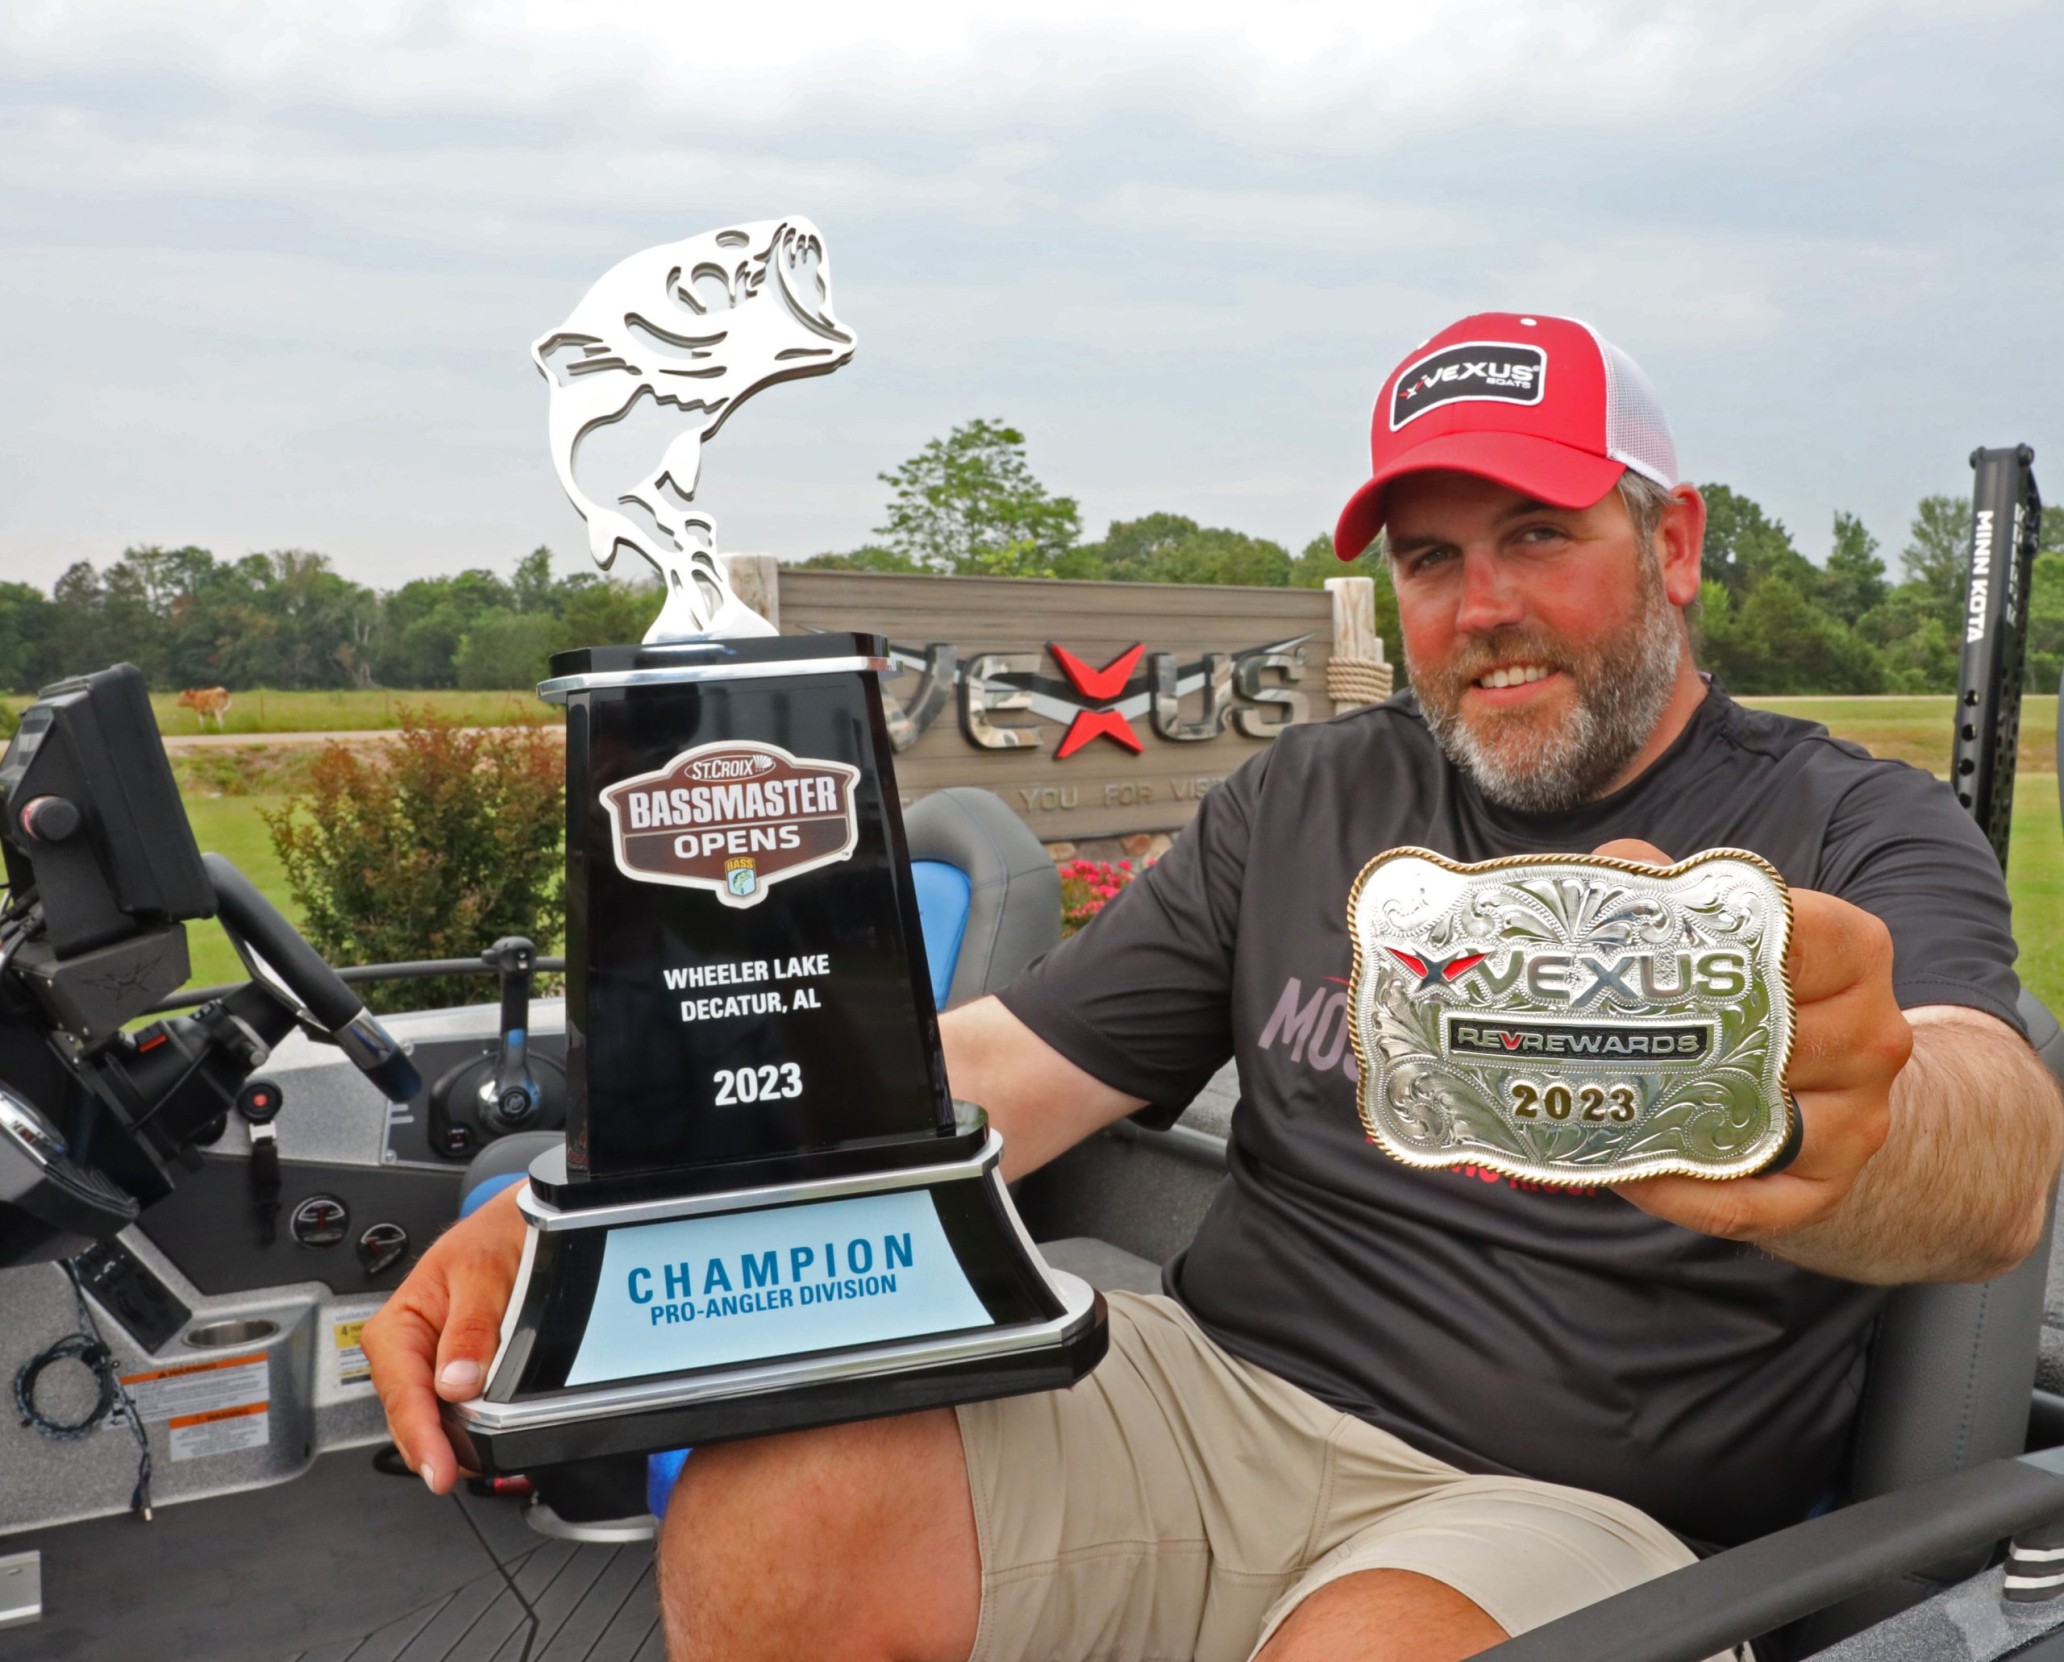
[1384,946,1488,992]
[1384,946,1751,1009]
[1390,341,1546,431]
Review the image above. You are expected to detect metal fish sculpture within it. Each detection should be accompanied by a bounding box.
[534,217,857,640]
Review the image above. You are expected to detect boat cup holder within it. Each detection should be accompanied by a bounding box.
[183,1318,279,1350]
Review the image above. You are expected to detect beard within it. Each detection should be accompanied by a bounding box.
[1409,557,1685,815]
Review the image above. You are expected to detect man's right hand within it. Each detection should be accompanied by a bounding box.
[362,1182,528,1494]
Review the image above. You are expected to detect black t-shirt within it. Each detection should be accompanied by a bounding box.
[998,685,2023,1547]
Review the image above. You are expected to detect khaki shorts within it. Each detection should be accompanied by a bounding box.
[956,1291,1737,1662]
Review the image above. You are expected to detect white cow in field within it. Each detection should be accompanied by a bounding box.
[533,217,856,641]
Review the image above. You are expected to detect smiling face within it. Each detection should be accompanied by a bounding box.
[1384,469,1706,813]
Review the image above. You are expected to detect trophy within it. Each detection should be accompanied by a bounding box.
[1347,847,1799,1186]
[445,218,1105,1474]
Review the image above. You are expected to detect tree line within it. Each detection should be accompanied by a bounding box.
[0,546,659,697]
[804,422,2064,696]
[4,419,2060,697]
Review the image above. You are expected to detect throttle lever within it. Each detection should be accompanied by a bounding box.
[235,1078,283,1247]
[477,937,543,1134]
[203,854,421,1103]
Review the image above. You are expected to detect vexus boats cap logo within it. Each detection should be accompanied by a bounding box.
[601,740,859,908]
[1389,342,1545,430]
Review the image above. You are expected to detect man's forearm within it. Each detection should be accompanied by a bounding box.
[941,996,1147,1181]
[1768,1007,2064,1284]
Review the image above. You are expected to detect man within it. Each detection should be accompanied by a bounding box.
[366,312,2063,1662]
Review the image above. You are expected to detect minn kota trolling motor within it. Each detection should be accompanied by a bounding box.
[443,217,1105,1475]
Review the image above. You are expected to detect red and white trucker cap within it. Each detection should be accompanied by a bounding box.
[1333,312,1678,559]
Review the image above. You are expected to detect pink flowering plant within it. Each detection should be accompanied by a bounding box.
[1059,858,1141,937]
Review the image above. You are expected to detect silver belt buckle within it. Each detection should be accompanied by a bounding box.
[1347,847,1797,1186]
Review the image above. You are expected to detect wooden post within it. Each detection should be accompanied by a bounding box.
[1324,577,1393,712]
[718,554,782,631]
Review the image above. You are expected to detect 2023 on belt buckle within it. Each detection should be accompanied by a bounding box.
[1347,847,1797,1186]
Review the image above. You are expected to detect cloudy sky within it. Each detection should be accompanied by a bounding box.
[4,0,2061,594]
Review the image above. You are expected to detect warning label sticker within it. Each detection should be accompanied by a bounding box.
[334,1318,372,1386]
[168,1402,269,1462]
[120,1354,270,1461]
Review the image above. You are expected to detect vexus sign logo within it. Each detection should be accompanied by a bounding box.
[1049,642,1147,758]
[880,635,1314,758]
[1390,341,1546,431]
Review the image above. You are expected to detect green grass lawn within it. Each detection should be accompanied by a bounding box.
[4,686,2046,764]
[2010,774,2064,1018]
[181,795,297,990]
[1741,695,2057,781]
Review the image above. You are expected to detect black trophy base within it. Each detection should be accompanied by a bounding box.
[445,1121,1108,1476]
[451,1299,1108,1476]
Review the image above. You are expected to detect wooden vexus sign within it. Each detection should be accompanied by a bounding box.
[774,570,1392,840]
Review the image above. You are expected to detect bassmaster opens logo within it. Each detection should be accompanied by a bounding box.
[600,740,860,909]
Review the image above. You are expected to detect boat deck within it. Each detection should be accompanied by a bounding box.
[0,1446,663,1662]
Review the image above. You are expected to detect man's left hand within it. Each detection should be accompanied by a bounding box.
[1599,838,1911,1243]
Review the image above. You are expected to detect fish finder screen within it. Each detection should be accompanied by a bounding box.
[0,663,212,929]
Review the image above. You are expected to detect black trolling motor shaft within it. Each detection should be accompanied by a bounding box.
[1950,445,2043,871]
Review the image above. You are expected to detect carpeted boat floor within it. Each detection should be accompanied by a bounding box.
[0,1447,662,1662]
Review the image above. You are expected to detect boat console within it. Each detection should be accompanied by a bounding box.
[0,663,423,1279]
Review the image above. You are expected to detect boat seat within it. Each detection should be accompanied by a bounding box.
[1783,986,2064,1651]
[903,785,1063,1013]
[1037,1236,1164,1297]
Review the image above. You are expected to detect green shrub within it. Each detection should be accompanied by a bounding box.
[263,713,564,1011]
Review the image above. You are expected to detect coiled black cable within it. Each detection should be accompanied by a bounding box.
[14,1260,154,1519]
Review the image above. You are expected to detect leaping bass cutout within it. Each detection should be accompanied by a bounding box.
[534,217,857,643]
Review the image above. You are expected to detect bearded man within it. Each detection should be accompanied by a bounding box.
[365,312,2064,1662]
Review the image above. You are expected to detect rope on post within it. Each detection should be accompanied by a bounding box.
[1324,577,1393,711]
[1326,656,1394,707]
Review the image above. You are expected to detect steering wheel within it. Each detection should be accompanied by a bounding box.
[203,854,423,1103]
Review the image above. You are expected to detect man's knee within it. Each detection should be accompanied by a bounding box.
[658,1408,980,1662]
[1258,1568,1506,1662]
